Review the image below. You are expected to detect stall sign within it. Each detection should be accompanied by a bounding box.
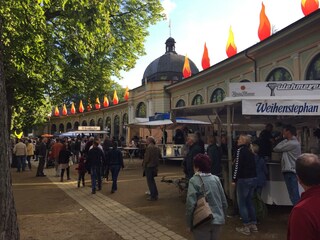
[242,99,320,115]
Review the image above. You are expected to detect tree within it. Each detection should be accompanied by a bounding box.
[0,0,163,238]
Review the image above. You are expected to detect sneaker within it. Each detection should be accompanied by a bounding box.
[236,226,251,235]
[249,224,258,233]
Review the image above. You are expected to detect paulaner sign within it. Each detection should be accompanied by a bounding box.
[242,100,320,115]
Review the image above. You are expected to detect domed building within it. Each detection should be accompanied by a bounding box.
[141,37,199,84]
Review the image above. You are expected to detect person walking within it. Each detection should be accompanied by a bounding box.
[87,140,106,194]
[50,138,64,177]
[186,153,228,240]
[232,134,258,236]
[273,124,301,205]
[183,134,202,180]
[36,138,48,177]
[76,153,87,188]
[287,153,320,240]
[13,138,27,172]
[207,136,222,178]
[143,136,161,201]
[26,139,34,170]
[107,141,124,193]
[58,143,72,182]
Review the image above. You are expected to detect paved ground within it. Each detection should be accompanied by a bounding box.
[12,158,292,240]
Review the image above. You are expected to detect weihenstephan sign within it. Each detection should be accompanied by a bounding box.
[228,81,320,115]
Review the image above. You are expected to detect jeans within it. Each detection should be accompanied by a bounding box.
[236,177,257,224]
[145,167,158,199]
[110,165,121,191]
[91,166,102,192]
[283,172,300,205]
[16,156,26,172]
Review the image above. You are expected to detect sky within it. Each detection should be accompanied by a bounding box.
[116,0,311,89]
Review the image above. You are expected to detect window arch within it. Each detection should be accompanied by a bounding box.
[114,115,120,139]
[240,79,251,82]
[81,120,87,126]
[89,119,95,126]
[59,123,64,133]
[74,121,80,130]
[105,117,111,136]
[66,122,72,131]
[122,113,128,138]
[175,99,185,108]
[266,67,292,81]
[136,102,146,118]
[51,124,57,134]
[306,53,320,80]
[97,118,103,130]
[210,88,225,103]
[192,94,204,105]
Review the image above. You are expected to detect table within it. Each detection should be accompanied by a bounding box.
[122,147,139,165]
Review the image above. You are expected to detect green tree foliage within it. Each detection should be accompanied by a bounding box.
[1,0,164,133]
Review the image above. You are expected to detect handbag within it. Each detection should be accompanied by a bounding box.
[192,175,213,228]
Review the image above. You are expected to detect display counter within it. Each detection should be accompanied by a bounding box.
[261,161,303,206]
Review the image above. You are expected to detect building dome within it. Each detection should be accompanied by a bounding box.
[142,37,199,85]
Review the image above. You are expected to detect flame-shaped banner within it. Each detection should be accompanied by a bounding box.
[79,100,84,113]
[103,95,109,107]
[124,87,129,101]
[70,102,76,114]
[62,104,67,116]
[201,42,210,70]
[182,55,191,78]
[14,131,23,139]
[301,0,319,16]
[226,26,237,58]
[54,106,60,116]
[95,97,101,110]
[113,90,119,105]
[258,2,271,41]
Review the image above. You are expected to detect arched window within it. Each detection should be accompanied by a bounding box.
[51,124,57,134]
[74,121,80,130]
[192,94,204,105]
[175,99,185,108]
[89,119,95,126]
[210,88,225,103]
[136,102,146,118]
[105,117,111,136]
[81,120,87,126]
[66,122,72,131]
[266,67,292,81]
[122,113,128,138]
[114,115,120,139]
[306,53,320,80]
[97,118,103,130]
[240,79,251,82]
[59,123,64,133]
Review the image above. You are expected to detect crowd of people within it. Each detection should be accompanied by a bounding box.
[10,123,320,240]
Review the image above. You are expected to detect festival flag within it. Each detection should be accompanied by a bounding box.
[14,131,23,139]
[79,100,84,113]
[226,26,237,58]
[182,55,191,78]
[124,86,129,101]
[301,0,319,16]
[54,106,60,116]
[113,90,119,105]
[103,95,109,107]
[70,102,76,114]
[62,104,67,116]
[95,97,101,110]
[258,2,271,41]
[201,42,210,70]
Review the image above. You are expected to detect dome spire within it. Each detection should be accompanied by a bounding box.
[165,37,176,54]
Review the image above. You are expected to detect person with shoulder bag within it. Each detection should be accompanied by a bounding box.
[186,153,228,240]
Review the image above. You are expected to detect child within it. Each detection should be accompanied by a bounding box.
[76,153,87,188]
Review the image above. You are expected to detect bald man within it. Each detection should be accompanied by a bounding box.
[287,153,320,240]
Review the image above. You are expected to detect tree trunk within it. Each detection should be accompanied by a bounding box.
[0,16,20,240]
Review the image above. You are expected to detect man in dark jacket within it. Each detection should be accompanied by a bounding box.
[36,138,48,177]
[87,140,106,194]
[107,141,124,193]
[143,136,161,201]
[183,134,202,180]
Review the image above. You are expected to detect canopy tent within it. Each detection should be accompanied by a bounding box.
[59,130,108,137]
